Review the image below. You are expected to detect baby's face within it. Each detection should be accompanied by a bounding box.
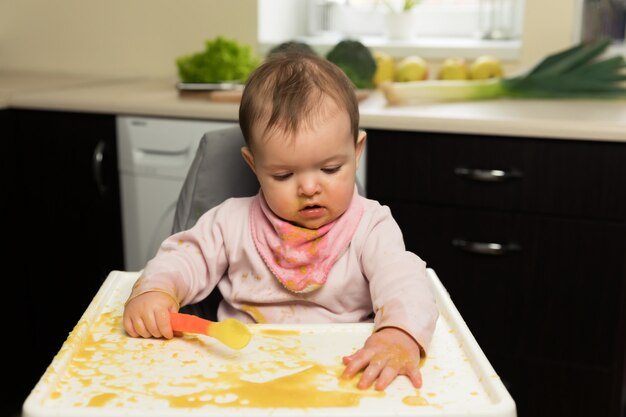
[243,99,365,229]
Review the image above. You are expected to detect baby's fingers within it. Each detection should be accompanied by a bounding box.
[374,366,399,391]
[155,309,174,339]
[141,309,175,339]
[123,315,140,338]
[406,362,423,388]
[129,316,152,338]
[357,359,388,390]
[341,349,374,381]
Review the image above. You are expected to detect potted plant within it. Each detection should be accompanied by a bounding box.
[382,0,422,40]
[388,0,420,12]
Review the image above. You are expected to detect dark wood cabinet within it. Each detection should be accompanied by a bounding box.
[3,108,28,416]
[366,129,626,417]
[7,109,124,415]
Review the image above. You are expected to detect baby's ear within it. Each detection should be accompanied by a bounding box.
[355,130,367,164]
[241,146,256,174]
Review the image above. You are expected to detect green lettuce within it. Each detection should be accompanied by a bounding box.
[176,36,260,83]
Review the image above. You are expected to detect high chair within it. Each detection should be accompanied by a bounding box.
[172,125,258,320]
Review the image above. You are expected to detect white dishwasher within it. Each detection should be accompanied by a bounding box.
[116,116,236,271]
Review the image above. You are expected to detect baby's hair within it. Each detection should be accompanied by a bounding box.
[239,51,360,147]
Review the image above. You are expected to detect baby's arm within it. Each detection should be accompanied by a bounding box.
[122,200,239,339]
[123,290,179,339]
[349,201,438,390]
[341,327,423,391]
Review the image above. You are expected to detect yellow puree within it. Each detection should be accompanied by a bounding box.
[210,318,252,350]
[48,311,430,410]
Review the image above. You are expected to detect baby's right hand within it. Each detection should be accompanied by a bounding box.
[123,291,179,339]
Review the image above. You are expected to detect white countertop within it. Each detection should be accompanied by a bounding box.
[7,77,240,122]
[0,71,125,108]
[3,72,625,142]
[359,92,626,142]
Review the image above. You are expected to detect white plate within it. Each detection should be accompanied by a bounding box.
[176,82,244,91]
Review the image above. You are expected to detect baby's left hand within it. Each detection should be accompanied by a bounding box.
[341,327,422,391]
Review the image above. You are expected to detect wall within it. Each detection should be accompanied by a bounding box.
[520,0,579,69]
[0,0,581,78]
[0,0,258,78]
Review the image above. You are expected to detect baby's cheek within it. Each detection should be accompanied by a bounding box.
[265,192,294,217]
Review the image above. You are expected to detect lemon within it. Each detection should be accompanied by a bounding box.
[469,56,504,80]
[396,55,428,82]
[373,51,396,87]
[438,58,470,80]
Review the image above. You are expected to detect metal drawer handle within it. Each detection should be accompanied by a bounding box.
[452,238,521,256]
[454,167,523,182]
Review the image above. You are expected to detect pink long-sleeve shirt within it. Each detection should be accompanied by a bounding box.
[132,194,438,351]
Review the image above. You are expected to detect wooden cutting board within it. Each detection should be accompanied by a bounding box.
[177,89,243,103]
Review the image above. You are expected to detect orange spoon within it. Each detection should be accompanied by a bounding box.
[170,312,252,350]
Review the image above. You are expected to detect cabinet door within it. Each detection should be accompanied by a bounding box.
[519,358,614,417]
[3,109,31,416]
[366,129,626,221]
[387,202,530,360]
[2,109,20,240]
[523,217,626,417]
[387,203,529,405]
[386,202,626,417]
[523,217,626,368]
[13,110,124,408]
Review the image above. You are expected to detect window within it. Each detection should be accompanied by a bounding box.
[258,0,524,60]
[310,0,485,38]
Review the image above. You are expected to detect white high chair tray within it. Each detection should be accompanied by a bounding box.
[23,269,516,417]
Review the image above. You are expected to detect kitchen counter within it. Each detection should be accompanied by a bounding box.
[359,93,626,142]
[7,77,240,122]
[3,72,625,142]
[0,71,127,108]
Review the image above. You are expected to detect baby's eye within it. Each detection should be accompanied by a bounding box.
[272,173,292,181]
[322,166,341,174]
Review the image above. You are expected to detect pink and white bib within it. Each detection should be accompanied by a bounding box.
[250,190,363,293]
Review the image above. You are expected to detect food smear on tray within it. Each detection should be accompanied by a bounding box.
[49,310,393,409]
[25,271,510,416]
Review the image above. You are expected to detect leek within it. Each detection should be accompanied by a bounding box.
[381,39,626,104]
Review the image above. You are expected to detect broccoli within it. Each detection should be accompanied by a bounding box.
[176,36,260,83]
[325,39,377,89]
[268,40,317,57]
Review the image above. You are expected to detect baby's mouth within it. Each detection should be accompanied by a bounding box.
[299,205,325,218]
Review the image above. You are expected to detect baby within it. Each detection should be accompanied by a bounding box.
[123,51,438,391]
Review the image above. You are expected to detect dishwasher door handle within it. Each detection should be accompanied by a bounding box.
[132,146,194,168]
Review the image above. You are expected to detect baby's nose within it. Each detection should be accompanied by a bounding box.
[297,174,321,196]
